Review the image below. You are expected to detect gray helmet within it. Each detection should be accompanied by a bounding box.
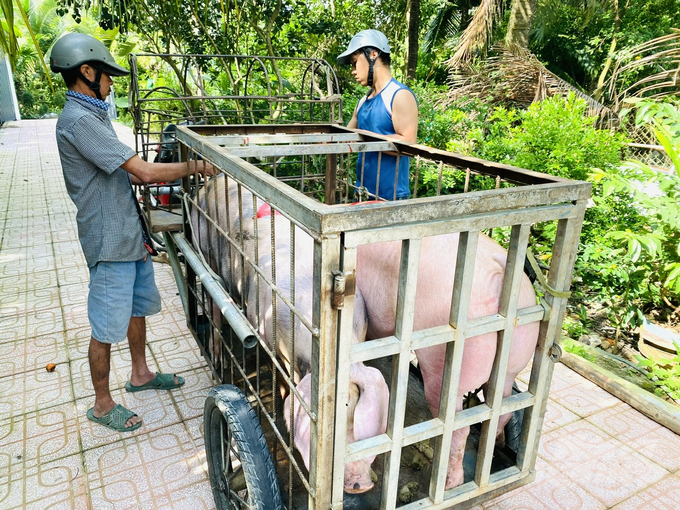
[50,33,129,76]
[337,29,390,65]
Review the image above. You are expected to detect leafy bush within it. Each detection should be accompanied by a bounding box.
[635,343,680,403]
[588,98,680,328]
[468,93,627,181]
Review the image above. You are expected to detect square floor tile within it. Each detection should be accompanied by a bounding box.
[0,308,65,344]
[0,287,62,317]
[171,369,215,423]
[0,333,68,376]
[0,453,87,510]
[56,266,89,286]
[586,404,680,473]
[58,282,89,308]
[612,474,680,509]
[84,423,210,509]
[538,419,620,470]
[484,460,606,509]
[548,374,622,417]
[0,367,73,417]
[0,270,59,294]
[542,397,584,433]
[0,402,80,474]
[563,442,668,507]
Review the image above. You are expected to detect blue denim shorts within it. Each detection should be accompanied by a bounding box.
[88,257,162,343]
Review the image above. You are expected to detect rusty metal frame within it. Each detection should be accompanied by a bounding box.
[169,123,590,510]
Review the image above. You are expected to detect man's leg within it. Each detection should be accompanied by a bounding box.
[89,336,141,428]
[127,316,181,387]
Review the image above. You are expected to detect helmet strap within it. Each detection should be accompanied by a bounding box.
[78,66,104,100]
[363,48,380,92]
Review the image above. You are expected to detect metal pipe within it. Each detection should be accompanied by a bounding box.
[172,232,258,349]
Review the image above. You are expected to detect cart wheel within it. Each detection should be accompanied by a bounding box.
[504,382,524,454]
[204,385,283,510]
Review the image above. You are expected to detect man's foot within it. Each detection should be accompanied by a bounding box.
[86,404,142,432]
[125,372,185,392]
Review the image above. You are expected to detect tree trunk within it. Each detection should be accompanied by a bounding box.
[404,0,420,83]
[505,0,537,50]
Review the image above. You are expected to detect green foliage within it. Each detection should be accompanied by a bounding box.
[562,338,595,362]
[635,343,680,402]
[586,98,680,328]
[470,93,627,181]
[532,0,680,93]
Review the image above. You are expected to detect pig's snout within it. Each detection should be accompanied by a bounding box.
[343,459,374,493]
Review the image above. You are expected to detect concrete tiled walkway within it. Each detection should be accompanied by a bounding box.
[2,119,680,509]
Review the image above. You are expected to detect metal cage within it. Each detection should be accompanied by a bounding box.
[158,123,590,509]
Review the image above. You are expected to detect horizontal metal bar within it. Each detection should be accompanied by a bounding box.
[341,202,581,247]
[349,336,401,364]
[211,133,362,146]
[400,467,528,509]
[172,233,258,348]
[354,128,574,186]
[345,433,392,463]
[517,305,546,325]
[411,325,457,351]
[135,95,341,104]
[401,419,446,447]
[222,141,396,158]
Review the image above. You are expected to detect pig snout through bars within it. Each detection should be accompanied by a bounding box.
[191,174,389,494]
[355,232,540,489]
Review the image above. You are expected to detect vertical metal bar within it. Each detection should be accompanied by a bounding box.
[310,234,341,510]
[359,153,367,198]
[518,201,587,472]
[375,152,383,200]
[392,153,401,200]
[326,153,337,205]
[381,238,421,509]
[331,243,357,507]
[436,160,444,196]
[474,224,530,487]
[430,231,479,504]
[413,156,421,199]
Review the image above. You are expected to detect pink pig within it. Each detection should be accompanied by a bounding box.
[195,184,390,494]
[355,232,540,488]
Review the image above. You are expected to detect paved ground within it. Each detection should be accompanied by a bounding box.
[2,119,680,509]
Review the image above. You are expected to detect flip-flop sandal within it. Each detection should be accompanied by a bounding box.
[124,372,185,392]
[86,404,142,432]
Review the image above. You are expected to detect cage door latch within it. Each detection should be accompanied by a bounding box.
[332,269,356,309]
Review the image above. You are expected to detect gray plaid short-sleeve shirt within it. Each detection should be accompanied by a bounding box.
[56,95,147,267]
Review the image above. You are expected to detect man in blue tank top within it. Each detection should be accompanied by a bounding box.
[338,29,418,200]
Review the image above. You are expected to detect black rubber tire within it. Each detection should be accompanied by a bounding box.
[503,382,524,454]
[204,385,283,510]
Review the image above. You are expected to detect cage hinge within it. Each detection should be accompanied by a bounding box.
[331,269,355,309]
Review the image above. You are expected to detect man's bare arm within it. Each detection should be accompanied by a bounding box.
[390,89,418,143]
[122,155,216,185]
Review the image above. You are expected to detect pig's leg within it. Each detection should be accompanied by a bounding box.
[417,345,470,489]
[447,418,469,488]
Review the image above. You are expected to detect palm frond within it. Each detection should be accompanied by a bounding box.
[422,3,461,54]
[14,0,53,92]
[0,0,17,68]
[444,44,615,122]
[446,0,500,68]
[607,29,680,111]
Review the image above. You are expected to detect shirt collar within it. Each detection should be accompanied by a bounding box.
[66,90,110,111]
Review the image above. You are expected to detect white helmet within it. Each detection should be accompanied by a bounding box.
[337,29,390,65]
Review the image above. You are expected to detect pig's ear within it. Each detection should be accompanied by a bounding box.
[351,365,390,442]
[284,373,313,470]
